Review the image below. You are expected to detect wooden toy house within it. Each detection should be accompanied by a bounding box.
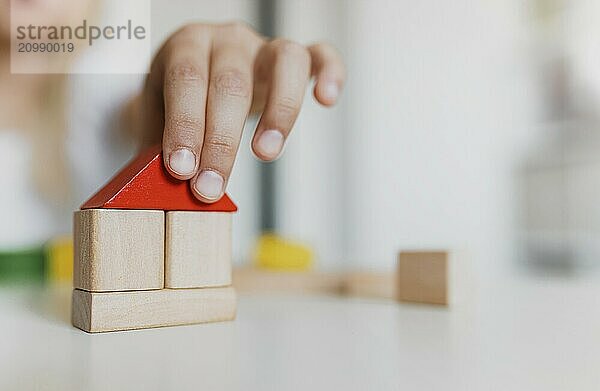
[71,146,237,332]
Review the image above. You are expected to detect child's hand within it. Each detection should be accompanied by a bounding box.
[139,22,345,203]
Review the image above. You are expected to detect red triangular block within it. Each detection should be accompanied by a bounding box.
[80,145,237,212]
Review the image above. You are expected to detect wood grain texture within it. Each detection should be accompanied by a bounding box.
[73,209,164,292]
[165,212,232,288]
[397,251,448,305]
[80,145,237,212]
[341,271,397,300]
[72,287,237,333]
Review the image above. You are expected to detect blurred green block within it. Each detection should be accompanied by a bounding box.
[0,247,45,284]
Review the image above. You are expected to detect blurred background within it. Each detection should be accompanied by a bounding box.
[2,0,600,287]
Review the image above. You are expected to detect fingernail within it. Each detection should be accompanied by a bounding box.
[169,148,196,176]
[194,170,224,200]
[255,129,284,160]
[322,81,339,102]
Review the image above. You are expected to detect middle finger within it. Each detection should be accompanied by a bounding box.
[192,44,254,202]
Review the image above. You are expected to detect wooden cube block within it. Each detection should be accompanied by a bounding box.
[165,212,232,288]
[397,251,448,305]
[71,287,237,333]
[74,209,164,292]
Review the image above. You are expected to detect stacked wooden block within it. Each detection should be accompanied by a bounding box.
[71,146,237,333]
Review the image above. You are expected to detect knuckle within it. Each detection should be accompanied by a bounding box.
[222,21,252,36]
[204,134,238,158]
[175,23,209,39]
[211,69,251,98]
[274,39,309,60]
[312,42,334,54]
[166,62,206,86]
[274,96,299,118]
[166,113,204,136]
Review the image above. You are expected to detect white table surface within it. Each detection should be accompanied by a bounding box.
[1,276,599,391]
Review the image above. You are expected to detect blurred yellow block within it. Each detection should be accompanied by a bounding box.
[253,234,313,271]
[45,236,74,283]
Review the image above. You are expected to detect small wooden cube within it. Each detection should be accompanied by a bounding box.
[71,286,237,333]
[397,251,448,305]
[165,211,232,288]
[73,209,164,292]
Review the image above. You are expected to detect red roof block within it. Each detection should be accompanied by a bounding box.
[80,145,237,212]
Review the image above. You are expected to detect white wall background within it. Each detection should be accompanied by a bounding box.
[274,0,540,280]
[274,0,348,271]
